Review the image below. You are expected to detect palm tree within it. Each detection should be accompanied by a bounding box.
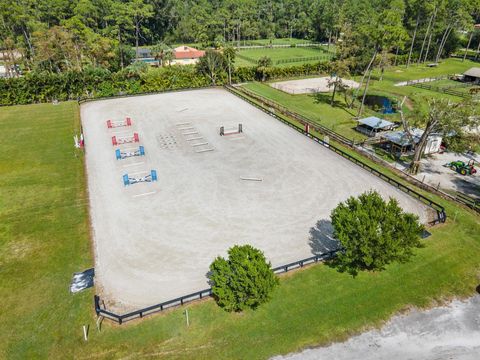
[151,42,173,67]
[223,46,236,85]
[327,60,350,106]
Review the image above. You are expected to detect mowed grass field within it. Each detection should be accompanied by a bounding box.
[241,58,480,141]
[412,78,479,95]
[1,97,480,359]
[364,58,480,115]
[0,102,92,358]
[241,81,366,141]
[236,46,333,67]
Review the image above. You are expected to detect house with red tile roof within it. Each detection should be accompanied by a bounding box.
[171,46,205,65]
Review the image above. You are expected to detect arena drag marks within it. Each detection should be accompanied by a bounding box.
[81,88,432,312]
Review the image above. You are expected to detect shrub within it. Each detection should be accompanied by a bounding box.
[257,56,273,68]
[209,245,278,312]
[331,190,424,275]
[0,60,335,105]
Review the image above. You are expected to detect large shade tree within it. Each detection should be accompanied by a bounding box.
[209,245,279,312]
[331,191,424,276]
[403,97,479,174]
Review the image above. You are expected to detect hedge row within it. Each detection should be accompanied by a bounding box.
[0,62,334,106]
[0,66,212,105]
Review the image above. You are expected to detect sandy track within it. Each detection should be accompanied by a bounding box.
[272,296,480,360]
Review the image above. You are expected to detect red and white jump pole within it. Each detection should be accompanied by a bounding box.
[107,117,132,129]
[112,133,139,146]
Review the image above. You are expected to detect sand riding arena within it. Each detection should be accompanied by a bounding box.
[270,77,360,94]
[81,88,432,312]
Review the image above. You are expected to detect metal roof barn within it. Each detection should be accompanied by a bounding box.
[356,116,395,137]
[463,67,480,82]
[358,116,395,129]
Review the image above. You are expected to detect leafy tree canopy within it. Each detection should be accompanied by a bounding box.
[331,190,424,275]
[196,49,227,85]
[1,0,479,74]
[404,97,479,173]
[209,245,279,312]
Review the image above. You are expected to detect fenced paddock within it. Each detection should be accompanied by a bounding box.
[405,74,477,98]
[270,77,360,94]
[82,88,435,314]
[235,46,334,67]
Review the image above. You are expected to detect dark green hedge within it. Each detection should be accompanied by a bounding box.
[0,62,334,106]
[0,66,211,105]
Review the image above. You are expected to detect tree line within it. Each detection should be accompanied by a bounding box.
[1,0,479,75]
[0,60,336,105]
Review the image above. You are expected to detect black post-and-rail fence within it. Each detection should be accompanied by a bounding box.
[232,85,354,146]
[224,85,446,224]
[91,84,452,324]
[95,250,340,324]
[226,85,480,214]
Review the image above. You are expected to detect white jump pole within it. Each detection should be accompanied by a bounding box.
[83,325,88,341]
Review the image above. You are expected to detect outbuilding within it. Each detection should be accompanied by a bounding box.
[356,116,396,137]
[137,48,152,58]
[382,128,442,155]
[463,67,480,83]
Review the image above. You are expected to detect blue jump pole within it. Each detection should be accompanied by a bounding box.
[151,170,157,181]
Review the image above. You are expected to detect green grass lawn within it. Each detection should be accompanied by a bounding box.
[242,82,367,141]
[371,58,476,83]
[365,59,477,101]
[236,46,333,67]
[225,38,319,47]
[364,58,480,115]
[416,78,479,95]
[426,79,464,88]
[0,102,93,359]
[139,38,322,52]
[1,96,480,359]
[239,59,478,140]
[242,38,316,45]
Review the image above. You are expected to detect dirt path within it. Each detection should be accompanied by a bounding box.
[272,295,480,360]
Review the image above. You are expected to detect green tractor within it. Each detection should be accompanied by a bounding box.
[444,160,477,176]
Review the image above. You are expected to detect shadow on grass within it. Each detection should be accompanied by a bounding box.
[310,93,357,117]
